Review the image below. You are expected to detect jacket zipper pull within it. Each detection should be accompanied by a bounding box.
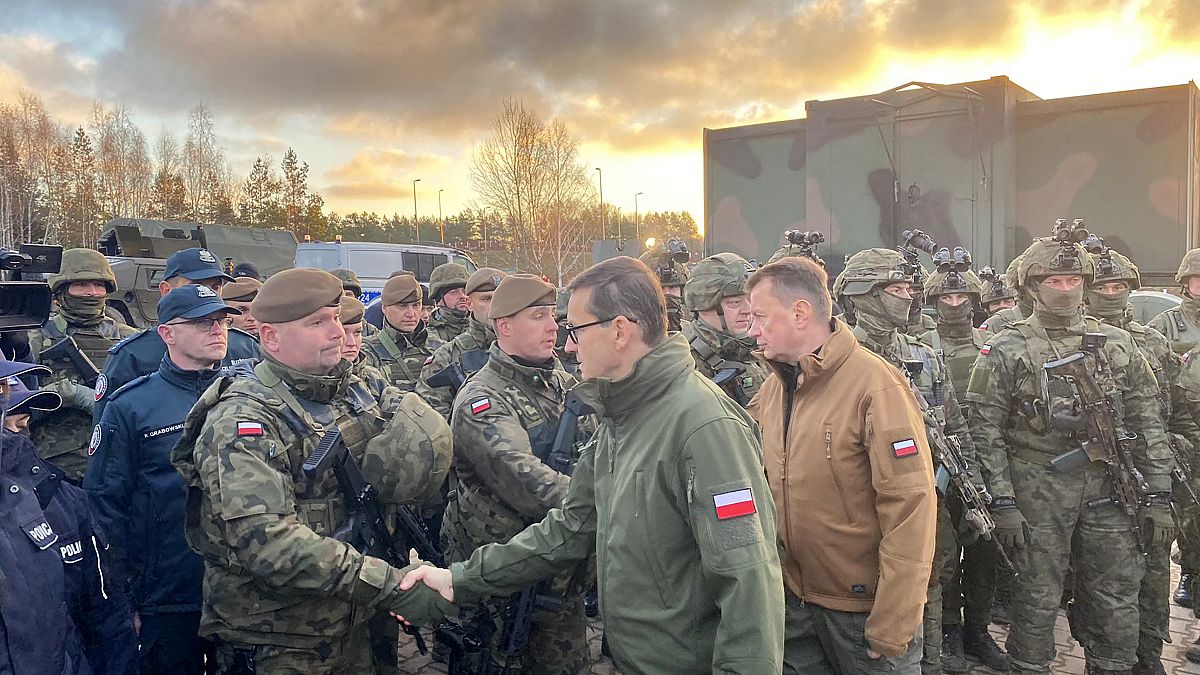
[687,467,696,504]
[825,430,832,459]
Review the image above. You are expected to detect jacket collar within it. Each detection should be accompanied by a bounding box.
[157,354,221,392]
[573,332,694,420]
[383,319,430,348]
[485,343,564,394]
[467,315,495,345]
[762,319,856,387]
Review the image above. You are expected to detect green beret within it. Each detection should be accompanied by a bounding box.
[252,268,343,323]
[466,267,508,294]
[220,277,262,302]
[489,274,556,319]
[382,274,422,305]
[339,295,366,324]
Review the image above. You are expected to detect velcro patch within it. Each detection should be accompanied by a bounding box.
[88,425,102,456]
[424,355,434,366]
[470,398,491,415]
[713,488,756,520]
[23,517,58,551]
[94,373,108,401]
[979,322,989,332]
[892,438,919,458]
[237,421,264,437]
[980,344,991,355]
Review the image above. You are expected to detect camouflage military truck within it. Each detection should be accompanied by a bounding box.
[705,76,1200,287]
[98,218,298,327]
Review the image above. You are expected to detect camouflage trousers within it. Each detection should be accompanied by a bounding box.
[1178,510,1200,573]
[1137,538,1171,662]
[1006,457,1144,673]
[921,497,956,675]
[212,622,370,675]
[784,590,923,675]
[942,498,1003,627]
[31,408,92,481]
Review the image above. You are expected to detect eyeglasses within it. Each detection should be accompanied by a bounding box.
[560,316,636,342]
[167,317,233,331]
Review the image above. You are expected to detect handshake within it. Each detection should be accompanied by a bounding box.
[381,561,457,626]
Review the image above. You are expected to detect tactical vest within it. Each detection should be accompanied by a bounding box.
[175,362,385,572]
[38,314,126,371]
[681,321,765,403]
[1155,306,1200,356]
[367,328,436,391]
[924,329,984,405]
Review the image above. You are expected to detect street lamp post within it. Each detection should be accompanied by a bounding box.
[412,178,421,242]
[595,167,604,242]
[438,188,445,243]
[635,192,644,248]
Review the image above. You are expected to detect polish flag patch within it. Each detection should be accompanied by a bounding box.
[892,438,919,458]
[713,488,756,520]
[470,398,491,415]
[424,355,435,366]
[237,421,264,437]
[979,344,991,355]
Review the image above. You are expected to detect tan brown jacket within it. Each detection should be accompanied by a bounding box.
[748,319,936,657]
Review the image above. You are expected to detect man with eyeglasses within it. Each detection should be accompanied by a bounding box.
[441,273,593,673]
[85,284,242,673]
[401,256,784,674]
[681,252,769,406]
[94,247,259,426]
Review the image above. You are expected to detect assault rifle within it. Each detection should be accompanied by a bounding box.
[548,391,593,476]
[302,428,432,653]
[933,428,1016,575]
[713,363,750,407]
[1046,333,1149,551]
[426,349,490,396]
[40,336,100,388]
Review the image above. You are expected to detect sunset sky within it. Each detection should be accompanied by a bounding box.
[3,0,1200,232]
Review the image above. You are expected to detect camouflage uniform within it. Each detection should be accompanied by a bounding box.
[443,343,591,674]
[835,248,975,675]
[980,255,1031,340]
[681,253,768,405]
[416,316,496,421]
[966,238,1174,674]
[427,264,472,343]
[363,321,442,393]
[170,355,455,672]
[639,245,690,332]
[28,248,137,480]
[920,268,1009,671]
[554,288,579,377]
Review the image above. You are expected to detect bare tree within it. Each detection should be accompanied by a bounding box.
[470,99,596,282]
[183,104,224,219]
[90,102,151,220]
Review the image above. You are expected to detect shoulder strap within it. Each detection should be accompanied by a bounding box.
[685,324,723,371]
[252,361,319,436]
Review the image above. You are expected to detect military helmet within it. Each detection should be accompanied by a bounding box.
[1090,250,1141,290]
[832,248,912,298]
[429,263,470,299]
[924,269,983,300]
[1175,248,1200,284]
[683,253,749,311]
[1004,255,1022,289]
[330,268,362,295]
[978,266,1016,305]
[1016,238,1095,287]
[48,248,117,294]
[639,250,689,288]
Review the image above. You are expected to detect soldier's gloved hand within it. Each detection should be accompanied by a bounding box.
[383,562,456,626]
[990,497,1032,550]
[45,378,96,412]
[1142,493,1176,548]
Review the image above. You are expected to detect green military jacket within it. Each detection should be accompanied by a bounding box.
[852,324,977,467]
[444,344,581,562]
[450,334,784,674]
[680,318,768,406]
[170,356,453,648]
[428,307,470,344]
[918,326,987,407]
[416,315,495,420]
[966,313,1174,499]
[1149,299,1200,356]
[979,305,1028,340]
[363,321,442,393]
[29,311,138,479]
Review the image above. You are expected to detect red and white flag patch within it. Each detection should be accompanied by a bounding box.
[979,344,991,355]
[470,398,491,415]
[424,355,434,366]
[892,438,918,458]
[713,488,756,520]
[237,421,264,437]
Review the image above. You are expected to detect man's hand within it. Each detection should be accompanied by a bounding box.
[867,649,881,659]
[1142,494,1176,547]
[400,565,455,603]
[990,497,1031,550]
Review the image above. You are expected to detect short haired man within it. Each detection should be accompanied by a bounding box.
[746,256,936,672]
[87,285,241,672]
[427,263,472,342]
[403,256,784,674]
[171,268,454,671]
[363,274,441,392]
[95,247,257,424]
[220,277,261,338]
[417,268,508,420]
[442,274,592,672]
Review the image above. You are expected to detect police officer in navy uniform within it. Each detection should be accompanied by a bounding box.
[1,360,138,675]
[93,247,257,426]
[86,285,242,673]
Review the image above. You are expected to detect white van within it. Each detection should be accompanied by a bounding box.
[295,241,478,304]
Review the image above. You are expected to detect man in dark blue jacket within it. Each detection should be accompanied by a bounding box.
[93,247,256,426]
[1,360,137,675]
[86,285,241,673]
